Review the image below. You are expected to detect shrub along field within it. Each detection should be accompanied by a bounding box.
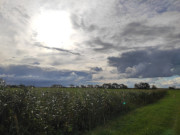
[0,88,167,135]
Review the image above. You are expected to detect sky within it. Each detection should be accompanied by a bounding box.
[0,0,180,87]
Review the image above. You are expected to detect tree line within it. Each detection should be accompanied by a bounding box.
[0,78,177,90]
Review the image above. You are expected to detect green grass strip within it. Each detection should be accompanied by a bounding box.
[87,90,180,135]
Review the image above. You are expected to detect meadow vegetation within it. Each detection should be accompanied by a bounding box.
[87,90,180,135]
[0,88,167,135]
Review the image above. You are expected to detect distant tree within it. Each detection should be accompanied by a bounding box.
[87,85,93,88]
[69,84,75,88]
[80,85,86,88]
[28,85,35,89]
[134,82,150,89]
[10,85,19,88]
[151,85,157,89]
[51,84,63,88]
[119,84,128,89]
[102,83,112,89]
[134,83,138,89]
[169,86,176,89]
[95,85,101,88]
[112,83,118,89]
[19,84,26,88]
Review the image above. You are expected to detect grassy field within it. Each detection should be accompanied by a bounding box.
[0,88,167,135]
[86,90,180,135]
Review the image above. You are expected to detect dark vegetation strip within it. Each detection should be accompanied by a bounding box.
[0,88,167,135]
[87,90,180,135]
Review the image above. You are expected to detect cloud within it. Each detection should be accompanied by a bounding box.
[70,13,98,32]
[112,20,180,49]
[0,65,92,86]
[0,0,180,87]
[90,67,103,73]
[86,38,116,52]
[122,22,173,39]
[12,6,30,20]
[85,17,180,53]
[159,76,180,88]
[115,0,180,17]
[21,57,41,65]
[108,48,180,78]
[34,42,81,55]
[32,62,40,65]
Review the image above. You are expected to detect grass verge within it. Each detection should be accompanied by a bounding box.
[86,90,180,135]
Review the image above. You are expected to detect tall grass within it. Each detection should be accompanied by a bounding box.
[0,88,167,135]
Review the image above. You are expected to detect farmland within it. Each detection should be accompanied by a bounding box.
[87,90,180,135]
[0,88,167,135]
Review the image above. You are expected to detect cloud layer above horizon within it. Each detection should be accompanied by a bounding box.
[0,0,180,87]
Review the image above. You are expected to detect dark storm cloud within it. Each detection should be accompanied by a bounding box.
[108,48,180,78]
[34,42,80,55]
[0,65,92,86]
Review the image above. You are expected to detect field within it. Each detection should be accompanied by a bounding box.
[87,90,180,135]
[0,87,167,135]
